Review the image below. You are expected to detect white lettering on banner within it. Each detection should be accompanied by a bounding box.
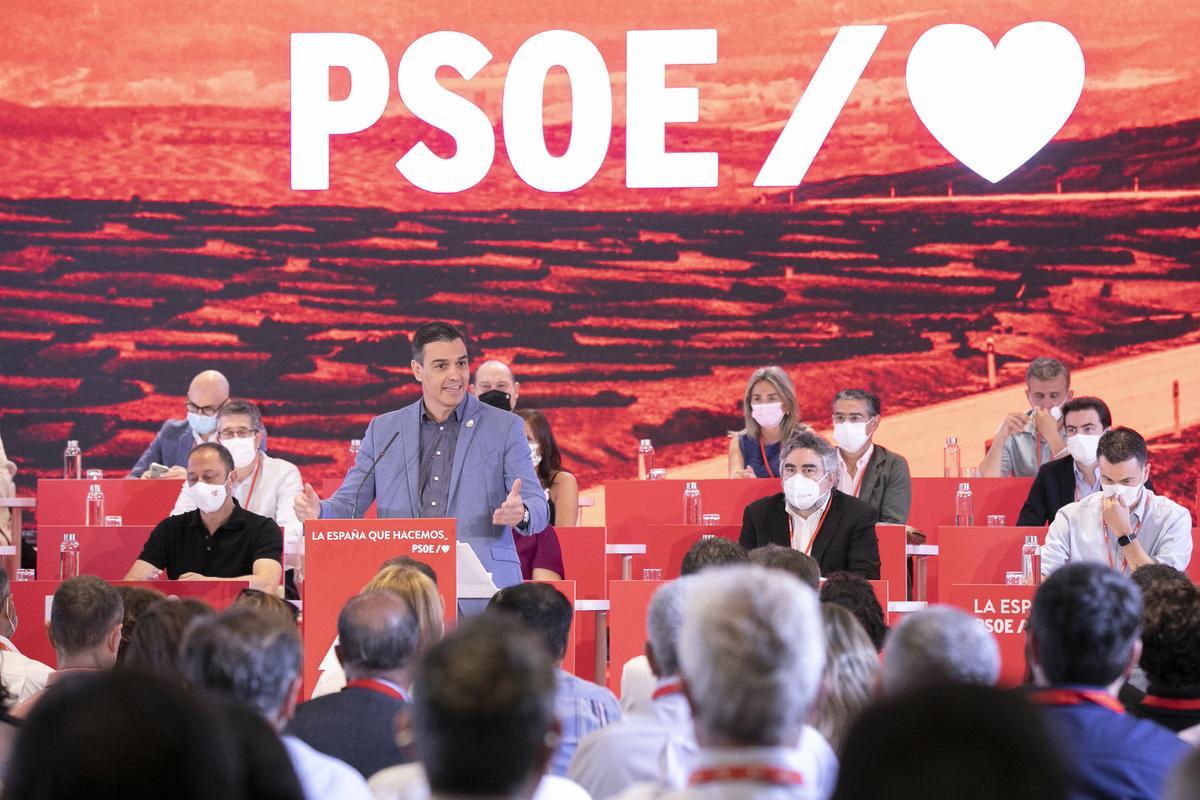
[412,543,453,554]
[972,595,1032,635]
[309,529,449,542]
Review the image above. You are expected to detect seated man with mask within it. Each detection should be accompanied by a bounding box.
[1041,426,1191,578]
[739,430,880,579]
[125,442,283,593]
[831,388,911,525]
[471,358,520,411]
[130,369,230,479]
[979,357,1072,477]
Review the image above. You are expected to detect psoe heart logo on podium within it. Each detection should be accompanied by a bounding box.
[906,21,1086,183]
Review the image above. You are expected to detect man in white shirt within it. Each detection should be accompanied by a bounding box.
[979,357,1072,477]
[1042,426,1192,578]
[0,567,54,703]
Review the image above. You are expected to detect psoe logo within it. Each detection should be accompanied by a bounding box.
[412,543,452,554]
[291,22,1084,192]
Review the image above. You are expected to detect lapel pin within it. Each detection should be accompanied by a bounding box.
[466,419,475,428]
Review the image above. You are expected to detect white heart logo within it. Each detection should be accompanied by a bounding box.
[439,544,450,554]
[906,22,1085,183]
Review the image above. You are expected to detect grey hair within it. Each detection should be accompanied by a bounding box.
[646,579,688,677]
[832,389,881,418]
[680,565,824,746]
[216,398,263,432]
[881,606,1001,695]
[780,430,841,479]
[1026,357,1070,385]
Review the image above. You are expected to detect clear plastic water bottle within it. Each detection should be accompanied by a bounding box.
[348,439,362,468]
[1022,535,1042,585]
[85,483,105,526]
[59,533,81,580]
[638,439,655,480]
[954,482,974,527]
[683,481,702,525]
[943,436,961,479]
[63,440,82,479]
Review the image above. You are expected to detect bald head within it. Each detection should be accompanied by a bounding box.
[187,370,230,412]
[336,591,420,681]
[472,360,519,408]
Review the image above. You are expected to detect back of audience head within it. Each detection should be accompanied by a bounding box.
[748,544,820,590]
[1130,562,1192,594]
[2,670,238,800]
[412,616,556,799]
[232,588,298,627]
[645,579,687,679]
[812,603,880,753]
[882,605,1000,694]
[832,684,1068,800]
[487,582,572,664]
[217,699,305,800]
[820,572,887,651]
[122,598,215,684]
[337,591,419,682]
[115,586,165,664]
[1139,580,1200,690]
[364,564,445,653]
[1029,562,1141,688]
[679,536,748,576]
[181,606,303,729]
[379,555,439,586]
[51,576,124,669]
[680,565,823,747]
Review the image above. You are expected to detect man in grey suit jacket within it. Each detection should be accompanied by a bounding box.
[831,389,912,525]
[295,322,547,595]
[129,370,230,479]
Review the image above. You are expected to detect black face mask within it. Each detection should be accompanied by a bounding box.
[477,389,512,412]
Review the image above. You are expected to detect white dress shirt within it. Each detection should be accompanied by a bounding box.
[282,734,373,800]
[0,634,53,704]
[568,677,697,799]
[788,494,831,555]
[367,762,591,800]
[620,655,657,714]
[613,744,828,800]
[837,446,873,497]
[1041,489,1193,577]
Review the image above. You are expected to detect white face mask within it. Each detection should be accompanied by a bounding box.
[1101,481,1142,507]
[751,402,785,430]
[783,473,829,512]
[1065,433,1101,465]
[223,437,258,469]
[833,421,872,453]
[529,442,542,469]
[187,479,229,514]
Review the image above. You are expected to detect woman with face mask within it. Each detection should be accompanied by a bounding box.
[728,366,805,479]
[512,409,575,581]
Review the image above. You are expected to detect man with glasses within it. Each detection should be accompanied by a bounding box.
[130,370,230,479]
[830,388,912,525]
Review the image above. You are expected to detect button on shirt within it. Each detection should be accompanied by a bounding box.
[138,499,283,579]
[418,403,463,516]
[1041,489,1193,578]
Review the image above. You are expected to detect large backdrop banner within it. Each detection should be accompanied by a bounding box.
[2,1,1198,508]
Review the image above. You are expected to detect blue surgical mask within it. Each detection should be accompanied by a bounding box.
[188,412,219,436]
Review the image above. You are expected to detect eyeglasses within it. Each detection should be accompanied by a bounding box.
[186,399,228,416]
[217,428,260,440]
[832,414,874,424]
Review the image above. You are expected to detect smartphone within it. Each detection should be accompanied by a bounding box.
[146,462,170,479]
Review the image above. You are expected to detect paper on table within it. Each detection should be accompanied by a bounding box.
[456,541,499,598]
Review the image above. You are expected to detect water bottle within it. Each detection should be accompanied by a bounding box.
[943,436,961,478]
[59,534,81,580]
[85,483,105,526]
[638,439,655,480]
[1022,535,1042,585]
[348,439,362,468]
[954,482,974,527]
[63,440,82,479]
[683,481,702,525]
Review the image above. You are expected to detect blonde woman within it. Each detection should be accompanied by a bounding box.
[728,366,804,478]
[810,603,880,754]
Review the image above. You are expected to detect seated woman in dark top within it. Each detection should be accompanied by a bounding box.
[728,365,806,479]
[512,409,572,580]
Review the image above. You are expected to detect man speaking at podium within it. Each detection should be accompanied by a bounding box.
[293,322,547,601]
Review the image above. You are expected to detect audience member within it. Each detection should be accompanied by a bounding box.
[979,357,1072,477]
[881,605,1000,694]
[125,441,284,592]
[831,685,1068,800]
[489,582,619,775]
[810,604,879,755]
[219,699,306,800]
[830,389,911,524]
[748,544,821,590]
[288,592,418,778]
[740,430,881,579]
[121,598,215,685]
[182,606,372,800]
[1167,749,1200,800]
[472,358,521,411]
[172,399,303,563]
[234,587,300,627]
[0,566,52,703]
[0,432,17,545]
[11,575,123,718]
[1121,580,1200,730]
[820,572,887,651]
[729,366,803,479]
[518,407,578,528]
[1027,563,1189,800]
[115,585,165,664]
[379,556,439,585]
[616,565,831,799]
[131,368,230,479]
[1041,427,1192,577]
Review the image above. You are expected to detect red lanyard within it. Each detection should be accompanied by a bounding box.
[1141,695,1200,711]
[652,678,683,701]
[847,462,867,498]
[242,456,262,510]
[1030,689,1125,714]
[345,678,410,702]
[787,500,832,556]
[1101,519,1142,574]
[690,765,805,788]
[758,438,777,479]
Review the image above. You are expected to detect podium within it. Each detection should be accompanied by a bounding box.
[36,479,181,526]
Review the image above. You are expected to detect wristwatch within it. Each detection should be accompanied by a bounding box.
[517,505,531,532]
[1117,530,1138,548]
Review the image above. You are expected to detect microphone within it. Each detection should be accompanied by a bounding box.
[352,431,400,519]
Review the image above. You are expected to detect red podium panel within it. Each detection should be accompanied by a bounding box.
[37,479,182,526]
[877,524,907,603]
[608,579,663,694]
[642,524,741,579]
[532,579,577,675]
[556,527,607,599]
[10,579,244,667]
[867,580,890,625]
[605,479,777,538]
[946,584,1035,688]
[936,526,1046,601]
[37,526,153,581]
[303,518,456,698]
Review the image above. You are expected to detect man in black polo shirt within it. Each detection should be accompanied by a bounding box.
[125,442,283,593]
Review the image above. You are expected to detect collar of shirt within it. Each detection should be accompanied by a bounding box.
[787,492,831,550]
[1129,487,1151,524]
[186,498,248,534]
[421,397,466,424]
[1073,461,1100,493]
[46,667,99,687]
[688,745,811,781]
[838,444,874,494]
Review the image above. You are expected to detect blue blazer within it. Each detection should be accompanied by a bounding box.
[129,419,195,478]
[318,393,548,590]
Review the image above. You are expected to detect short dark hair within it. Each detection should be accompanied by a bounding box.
[411,321,467,364]
[122,599,216,684]
[680,537,748,576]
[749,545,821,590]
[338,591,420,674]
[487,583,572,661]
[820,572,887,651]
[216,398,263,431]
[1140,582,1200,689]
[189,441,235,474]
[1097,426,1148,468]
[1060,396,1112,429]
[1030,562,1141,686]
[1131,563,1193,595]
[832,389,881,418]
[413,616,556,796]
[51,576,124,657]
[181,607,303,719]
[380,556,439,586]
[116,586,166,664]
[232,589,298,627]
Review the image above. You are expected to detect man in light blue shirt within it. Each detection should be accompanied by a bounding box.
[979,357,1072,478]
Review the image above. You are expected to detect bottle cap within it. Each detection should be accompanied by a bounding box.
[685,481,698,490]
[640,439,652,447]
[1025,534,1039,543]
[946,436,957,445]
[958,482,971,491]
[67,440,79,448]
[350,439,362,448]
[64,533,76,542]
